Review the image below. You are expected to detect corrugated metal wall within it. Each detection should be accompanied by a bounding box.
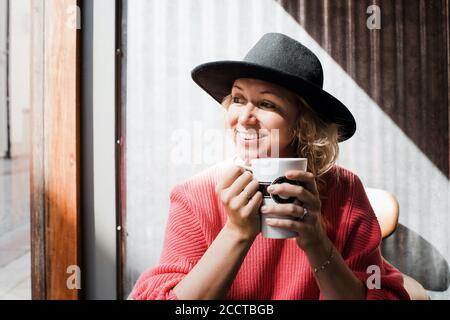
[123,0,450,299]
[278,0,449,179]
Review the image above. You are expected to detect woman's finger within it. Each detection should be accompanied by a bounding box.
[229,180,259,211]
[215,165,244,192]
[260,203,306,219]
[267,183,317,208]
[242,191,263,217]
[227,170,253,196]
[220,170,254,205]
[284,170,319,196]
[265,217,303,233]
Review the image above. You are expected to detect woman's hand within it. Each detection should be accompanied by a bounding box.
[216,165,263,241]
[262,170,327,252]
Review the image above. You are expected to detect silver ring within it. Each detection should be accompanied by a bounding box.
[299,208,308,220]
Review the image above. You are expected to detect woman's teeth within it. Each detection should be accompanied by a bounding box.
[237,131,266,140]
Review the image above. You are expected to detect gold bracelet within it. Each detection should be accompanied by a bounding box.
[313,245,334,274]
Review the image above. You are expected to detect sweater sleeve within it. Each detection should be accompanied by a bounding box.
[130,183,208,300]
[337,174,410,300]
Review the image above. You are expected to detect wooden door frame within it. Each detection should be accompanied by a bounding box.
[30,0,82,300]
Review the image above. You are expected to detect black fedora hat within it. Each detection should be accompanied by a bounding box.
[191,33,356,142]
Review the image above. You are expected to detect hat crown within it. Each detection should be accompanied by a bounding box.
[243,33,324,88]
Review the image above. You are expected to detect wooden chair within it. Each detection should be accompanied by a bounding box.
[365,188,399,240]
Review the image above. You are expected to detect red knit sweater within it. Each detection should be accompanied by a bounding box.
[131,161,410,300]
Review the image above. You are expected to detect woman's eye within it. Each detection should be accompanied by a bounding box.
[232,96,244,104]
[260,101,277,109]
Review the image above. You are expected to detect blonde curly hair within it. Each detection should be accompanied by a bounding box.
[289,95,341,195]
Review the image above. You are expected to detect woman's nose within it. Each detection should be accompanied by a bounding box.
[238,103,257,125]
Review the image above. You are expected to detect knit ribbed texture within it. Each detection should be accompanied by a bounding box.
[131,162,410,300]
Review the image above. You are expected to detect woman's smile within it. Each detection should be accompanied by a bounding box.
[235,128,268,144]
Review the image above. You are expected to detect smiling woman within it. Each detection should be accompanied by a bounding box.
[130,33,412,300]
[224,78,300,162]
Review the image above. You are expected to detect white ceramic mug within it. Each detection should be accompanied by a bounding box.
[250,158,308,239]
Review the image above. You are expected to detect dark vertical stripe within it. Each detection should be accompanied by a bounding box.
[353,0,371,95]
[116,0,126,300]
[402,0,421,160]
[303,0,323,46]
[298,0,306,26]
[322,0,330,54]
[379,0,395,115]
[327,0,347,68]
[446,0,450,179]
[370,0,381,103]
[346,0,355,78]
[5,0,10,159]
[419,0,427,154]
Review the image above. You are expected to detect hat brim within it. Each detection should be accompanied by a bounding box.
[191,61,356,142]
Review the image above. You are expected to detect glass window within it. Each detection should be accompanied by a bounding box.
[0,0,31,300]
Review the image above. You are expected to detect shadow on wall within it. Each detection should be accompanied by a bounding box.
[382,224,450,292]
[276,0,449,179]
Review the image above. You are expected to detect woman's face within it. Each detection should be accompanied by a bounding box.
[226,78,300,163]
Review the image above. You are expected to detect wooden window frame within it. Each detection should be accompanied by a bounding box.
[30,0,82,299]
[30,0,121,300]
